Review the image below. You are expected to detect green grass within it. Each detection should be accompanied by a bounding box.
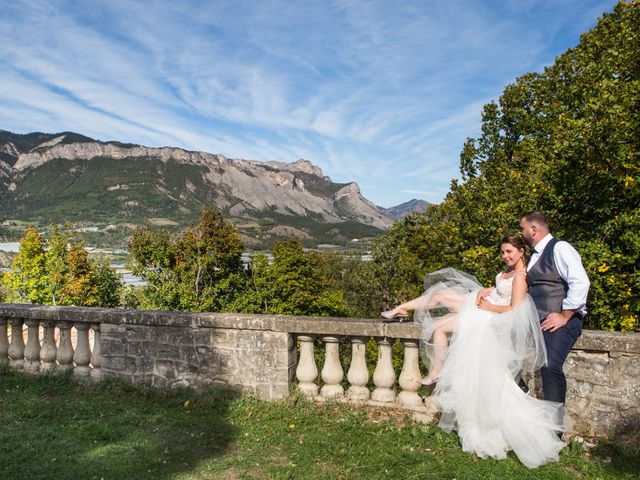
[0,368,637,480]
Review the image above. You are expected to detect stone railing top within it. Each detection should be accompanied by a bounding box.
[0,303,423,339]
[1,303,638,352]
[573,329,640,354]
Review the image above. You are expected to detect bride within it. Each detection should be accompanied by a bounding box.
[382,234,566,468]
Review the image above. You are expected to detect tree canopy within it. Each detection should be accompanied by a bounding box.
[2,226,122,307]
[371,2,639,331]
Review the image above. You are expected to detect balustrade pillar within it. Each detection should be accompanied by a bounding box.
[90,323,102,381]
[56,322,74,372]
[397,339,423,407]
[371,337,396,403]
[73,323,91,378]
[0,318,8,362]
[320,336,344,398]
[40,321,58,372]
[346,336,370,401]
[296,335,319,397]
[8,319,25,369]
[23,320,41,374]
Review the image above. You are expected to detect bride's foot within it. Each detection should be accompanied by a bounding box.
[381,310,408,322]
[381,308,409,321]
[421,375,440,386]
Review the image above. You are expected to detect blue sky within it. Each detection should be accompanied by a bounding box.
[0,0,617,207]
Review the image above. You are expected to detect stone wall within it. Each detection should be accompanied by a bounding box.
[99,312,298,400]
[565,331,640,438]
[0,304,638,438]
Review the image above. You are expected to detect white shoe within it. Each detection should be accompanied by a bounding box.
[421,376,439,386]
[381,310,408,322]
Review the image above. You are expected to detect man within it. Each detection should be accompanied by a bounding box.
[519,210,590,404]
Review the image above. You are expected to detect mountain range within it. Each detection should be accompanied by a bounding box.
[0,130,427,247]
[378,199,431,219]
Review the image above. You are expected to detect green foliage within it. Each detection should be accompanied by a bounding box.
[94,258,123,308]
[119,284,144,310]
[312,251,378,318]
[129,208,350,316]
[45,226,68,305]
[1,225,122,307]
[129,207,247,312]
[234,238,349,316]
[2,226,50,304]
[368,2,639,331]
[60,244,99,306]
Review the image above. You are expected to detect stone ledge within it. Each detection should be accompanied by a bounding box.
[574,330,640,354]
[1,304,637,349]
[0,304,422,338]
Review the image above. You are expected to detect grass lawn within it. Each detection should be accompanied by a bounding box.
[0,368,637,480]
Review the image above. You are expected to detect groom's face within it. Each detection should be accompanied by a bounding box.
[519,219,536,246]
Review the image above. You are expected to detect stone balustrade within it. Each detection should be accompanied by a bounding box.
[0,304,638,438]
[1,313,102,380]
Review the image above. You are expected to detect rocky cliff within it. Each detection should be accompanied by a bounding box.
[0,130,393,245]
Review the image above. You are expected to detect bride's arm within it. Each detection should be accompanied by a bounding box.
[475,287,493,305]
[478,272,528,313]
[509,273,528,307]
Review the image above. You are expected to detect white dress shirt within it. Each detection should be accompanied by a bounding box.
[527,233,590,316]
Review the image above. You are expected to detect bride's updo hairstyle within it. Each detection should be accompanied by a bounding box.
[501,234,528,264]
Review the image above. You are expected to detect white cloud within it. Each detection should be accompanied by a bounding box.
[0,0,618,208]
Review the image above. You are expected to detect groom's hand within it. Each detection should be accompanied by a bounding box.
[541,311,573,332]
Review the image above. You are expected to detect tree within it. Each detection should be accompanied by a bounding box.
[234,239,349,317]
[94,258,123,308]
[45,225,69,305]
[2,226,50,304]
[2,226,122,307]
[370,2,639,331]
[61,244,99,306]
[129,207,247,312]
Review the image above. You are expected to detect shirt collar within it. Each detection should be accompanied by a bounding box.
[532,233,554,254]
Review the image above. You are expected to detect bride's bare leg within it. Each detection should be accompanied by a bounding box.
[422,313,457,384]
[426,289,464,311]
[382,289,464,319]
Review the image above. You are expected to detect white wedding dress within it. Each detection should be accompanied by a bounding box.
[414,268,566,468]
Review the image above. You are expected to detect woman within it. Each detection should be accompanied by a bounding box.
[382,235,566,468]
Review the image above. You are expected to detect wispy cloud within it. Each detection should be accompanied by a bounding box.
[0,0,617,207]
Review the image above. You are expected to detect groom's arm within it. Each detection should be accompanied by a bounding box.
[542,241,590,332]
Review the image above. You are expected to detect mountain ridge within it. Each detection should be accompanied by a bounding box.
[378,198,431,220]
[0,130,397,247]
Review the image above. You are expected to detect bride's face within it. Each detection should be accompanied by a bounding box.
[500,243,524,268]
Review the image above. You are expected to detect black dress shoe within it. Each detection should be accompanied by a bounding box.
[517,377,529,393]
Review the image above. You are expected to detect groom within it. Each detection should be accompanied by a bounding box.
[519,210,590,404]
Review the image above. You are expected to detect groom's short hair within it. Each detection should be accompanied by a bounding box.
[521,210,550,229]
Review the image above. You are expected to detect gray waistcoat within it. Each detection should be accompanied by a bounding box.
[527,238,568,321]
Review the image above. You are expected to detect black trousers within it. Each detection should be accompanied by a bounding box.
[540,314,583,404]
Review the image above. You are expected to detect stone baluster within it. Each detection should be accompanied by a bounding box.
[8,319,25,369]
[40,321,58,372]
[320,336,344,398]
[397,339,423,407]
[346,336,370,401]
[296,335,319,397]
[0,318,9,362]
[73,323,91,378]
[23,320,41,374]
[90,323,102,381]
[371,337,396,403]
[56,321,75,372]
